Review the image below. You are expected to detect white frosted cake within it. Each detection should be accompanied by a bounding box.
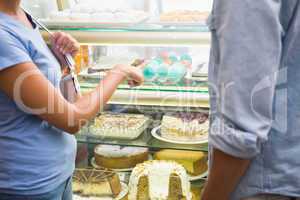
[128,160,192,200]
[161,113,209,142]
[94,145,149,169]
[90,113,150,140]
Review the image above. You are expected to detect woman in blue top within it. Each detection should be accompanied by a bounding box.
[0,0,144,200]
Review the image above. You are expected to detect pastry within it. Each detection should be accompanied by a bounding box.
[94,145,149,169]
[128,160,192,200]
[90,113,150,140]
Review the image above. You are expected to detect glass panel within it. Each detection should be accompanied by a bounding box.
[77,105,209,152]
[76,133,208,152]
[46,25,209,33]
[77,45,210,89]
[35,0,213,31]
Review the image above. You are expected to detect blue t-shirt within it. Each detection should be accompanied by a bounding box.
[0,12,76,195]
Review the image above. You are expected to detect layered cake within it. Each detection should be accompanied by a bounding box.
[72,168,121,197]
[154,150,208,176]
[128,160,192,200]
[94,145,149,169]
[90,113,150,140]
[161,113,209,142]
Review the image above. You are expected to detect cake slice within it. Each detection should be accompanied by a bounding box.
[72,168,121,198]
[154,150,208,176]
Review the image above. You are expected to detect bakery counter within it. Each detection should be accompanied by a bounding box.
[73,146,207,200]
[76,111,209,152]
[41,29,210,46]
[72,165,206,200]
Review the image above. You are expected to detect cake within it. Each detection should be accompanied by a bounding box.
[154,150,208,176]
[128,160,192,200]
[161,113,209,142]
[94,145,149,169]
[90,113,150,140]
[191,186,203,200]
[72,168,121,198]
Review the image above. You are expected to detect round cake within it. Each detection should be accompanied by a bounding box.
[94,145,149,169]
[161,113,209,142]
[128,160,192,200]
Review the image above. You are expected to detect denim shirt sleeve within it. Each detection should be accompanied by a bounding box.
[0,30,32,71]
[208,0,283,158]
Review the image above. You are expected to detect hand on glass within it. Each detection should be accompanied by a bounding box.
[112,64,144,87]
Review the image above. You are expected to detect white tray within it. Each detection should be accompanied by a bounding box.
[189,171,208,181]
[151,126,208,145]
[40,17,148,28]
[73,182,128,200]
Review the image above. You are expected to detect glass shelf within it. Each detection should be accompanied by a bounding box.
[76,130,208,152]
[80,81,209,92]
[45,24,209,33]
[80,87,209,108]
[41,28,210,46]
[79,78,210,107]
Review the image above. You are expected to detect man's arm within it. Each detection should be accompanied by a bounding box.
[203,0,284,199]
[202,149,251,200]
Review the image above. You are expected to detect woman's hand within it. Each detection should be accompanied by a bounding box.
[112,64,144,87]
[50,32,80,66]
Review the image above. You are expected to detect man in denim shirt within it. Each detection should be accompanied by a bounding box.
[202,1,300,200]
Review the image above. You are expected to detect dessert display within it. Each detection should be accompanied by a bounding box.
[47,4,148,24]
[72,168,122,198]
[154,150,208,176]
[160,113,209,142]
[143,53,192,84]
[160,10,210,23]
[94,145,149,169]
[128,160,192,200]
[89,113,150,140]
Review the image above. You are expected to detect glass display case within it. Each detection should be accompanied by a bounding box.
[36,0,212,199]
